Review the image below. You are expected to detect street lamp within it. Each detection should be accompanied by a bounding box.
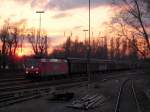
[36,11,46,56]
[36,11,44,42]
[83,29,88,41]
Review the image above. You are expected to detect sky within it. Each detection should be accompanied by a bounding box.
[0,0,118,55]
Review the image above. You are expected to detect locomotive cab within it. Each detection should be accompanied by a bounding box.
[24,59,40,77]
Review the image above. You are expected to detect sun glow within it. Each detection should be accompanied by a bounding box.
[16,47,33,56]
[16,48,25,57]
[17,51,23,57]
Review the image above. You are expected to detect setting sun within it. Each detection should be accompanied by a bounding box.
[16,51,24,57]
[16,47,33,57]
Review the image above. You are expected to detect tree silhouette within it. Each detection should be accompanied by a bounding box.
[27,28,48,58]
[113,0,150,57]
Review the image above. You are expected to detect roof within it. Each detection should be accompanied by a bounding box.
[40,58,67,63]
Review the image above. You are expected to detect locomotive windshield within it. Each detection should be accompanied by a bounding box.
[24,59,39,68]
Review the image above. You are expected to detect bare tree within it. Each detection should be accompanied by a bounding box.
[110,13,149,58]
[110,37,115,59]
[65,36,71,58]
[0,20,22,68]
[0,21,9,55]
[0,22,9,68]
[27,28,48,57]
[113,0,150,54]
[127,35,138,60]
[121,39,128,59]
[7,27,19,55]
[115,37,121,59]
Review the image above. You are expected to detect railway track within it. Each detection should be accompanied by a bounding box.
[114,79,141,112]
[0,77,25,83]
[133,80,150,112]
[0,82,86,108]
[0,77,87,92]
[0,80,32,87]
[0,70,147,108]
[0,69,143,82]
[0,70,144,90]
[0,76,87,108]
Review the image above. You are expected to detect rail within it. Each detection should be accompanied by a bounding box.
[114,79,142,112]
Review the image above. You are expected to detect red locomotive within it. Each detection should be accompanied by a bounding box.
[24,58,68,77]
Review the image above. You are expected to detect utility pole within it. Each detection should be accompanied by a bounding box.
[88,0,91,59]
[87,0,91,92]
[83,29,88,58]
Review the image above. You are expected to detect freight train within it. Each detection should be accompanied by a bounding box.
[24,58,134,78]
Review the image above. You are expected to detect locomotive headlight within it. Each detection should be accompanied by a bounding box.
[35,68,39,74]
[26,71,29,74]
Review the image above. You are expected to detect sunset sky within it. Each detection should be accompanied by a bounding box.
[0,0,118,55]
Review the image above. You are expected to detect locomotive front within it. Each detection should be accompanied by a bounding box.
[24,59,40,77]
[24,58,69,78]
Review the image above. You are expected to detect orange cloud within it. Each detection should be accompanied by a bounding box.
[52,12,72,19]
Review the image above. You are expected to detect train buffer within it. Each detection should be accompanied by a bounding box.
[67,94,106,109]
